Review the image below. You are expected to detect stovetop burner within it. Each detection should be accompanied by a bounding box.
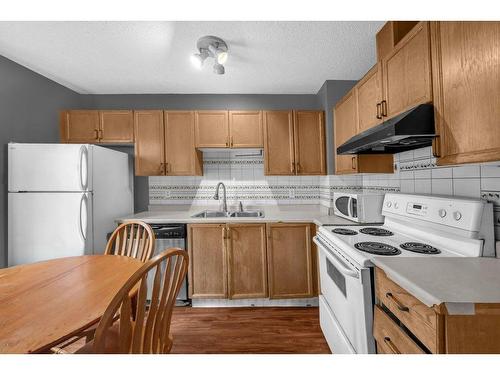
[359,227,394,236]
[354,242,401,256]
[331,228,358,236]
[400,242,441,254]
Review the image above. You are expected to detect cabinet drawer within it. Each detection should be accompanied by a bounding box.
[374,306,425,354]
[375,268,438,352]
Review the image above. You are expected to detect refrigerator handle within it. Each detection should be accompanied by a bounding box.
[79,193,88,241]
[79,146,88,191]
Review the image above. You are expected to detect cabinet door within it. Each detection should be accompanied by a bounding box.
[356,63,383,133]
[226,224,268,299]
[431,21,500,166]
[187,224,227,299]
[99,110,134,143]
[133,111,165,176]
[195,110,229,147]
[60,110,99,143]
[164,111,202,176]
[266,223,314,299]
[334,91,358,174]
[263,110,295,175]
[293,110,326,175]
[228,111,263,148]
[382,21,432,118]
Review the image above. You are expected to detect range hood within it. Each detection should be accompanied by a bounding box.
[337,104,435,155]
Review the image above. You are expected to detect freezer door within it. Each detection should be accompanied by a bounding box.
[8,143,91,192]
[8,192,93,266]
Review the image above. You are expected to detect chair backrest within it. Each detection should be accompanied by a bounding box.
[92,248,188,354]
[105,221,155,262]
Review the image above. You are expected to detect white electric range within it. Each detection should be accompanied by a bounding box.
[314,193,495,354]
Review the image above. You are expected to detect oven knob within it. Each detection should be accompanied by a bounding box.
[394,202,399,209]
[386,201,392,208]
[453,211,462,221]
[438,209,447,218]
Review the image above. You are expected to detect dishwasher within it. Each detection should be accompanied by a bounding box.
[149,223,190,306]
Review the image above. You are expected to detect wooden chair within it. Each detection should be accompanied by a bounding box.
[72,248,188,354]
[104,221,155,262]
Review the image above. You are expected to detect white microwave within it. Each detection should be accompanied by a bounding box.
[333,192,385,223]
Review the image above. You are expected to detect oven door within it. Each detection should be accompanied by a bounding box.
[314,235,375,354]
[334,195,358,222]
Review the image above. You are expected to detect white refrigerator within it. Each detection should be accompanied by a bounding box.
[8,143,134,266]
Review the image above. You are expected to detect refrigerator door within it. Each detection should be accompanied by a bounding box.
[8,192,93,266]
[8,143,91,192]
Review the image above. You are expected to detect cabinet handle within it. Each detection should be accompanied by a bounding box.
[383,337,401,354]
[230,136,233,147]
[376,103,382,119]
[94,129,99,140]
[351,157,356,170]
[165,162,169,174]
[291,161,295,174]
[226,228,231,240]
[381,100,388,117]
[385,292,409,312]
[98,129,103,140]
[296,162,301,173]
[223,227,227,240]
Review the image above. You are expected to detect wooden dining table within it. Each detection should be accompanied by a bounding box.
[0,255,143,353]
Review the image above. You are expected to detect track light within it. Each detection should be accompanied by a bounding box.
[191,35,229,75]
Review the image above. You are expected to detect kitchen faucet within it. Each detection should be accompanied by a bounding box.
[213,182,228,213]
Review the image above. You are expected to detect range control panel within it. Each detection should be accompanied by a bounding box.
[382,193,485,232]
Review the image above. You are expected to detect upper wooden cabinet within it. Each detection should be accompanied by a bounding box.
[195,110,230,147]
[334,91,394,175]
[228,111,263,148]
[226,224,268,299]
[376,21,419,61]
[381,21,433,118]
[164,111,202,176]
[134,110,165,176]
[293,111,326,175]
[60,110,133,144]
[134,110,202,176]
[263,110,326,176]
[188,224,227,299]
[356,63,384,133]
[430,21,500,166]
[263,110,295,175]
[266,223,315,299]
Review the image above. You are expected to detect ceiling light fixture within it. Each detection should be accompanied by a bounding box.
[190,35,229,74]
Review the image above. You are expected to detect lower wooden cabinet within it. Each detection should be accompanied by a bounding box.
[187,224,227,299]
[266,223,315,299]
[187,222,317,300]
[226,224,268,299]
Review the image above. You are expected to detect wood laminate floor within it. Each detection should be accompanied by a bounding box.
[169,306,331,354]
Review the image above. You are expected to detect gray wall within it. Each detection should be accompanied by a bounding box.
[317,80,357,174]
[0,55,82,267]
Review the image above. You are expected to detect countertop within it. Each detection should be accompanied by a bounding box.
[372,257,500,314]
[116,204,354,227]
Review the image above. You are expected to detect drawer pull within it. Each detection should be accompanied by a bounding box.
[386,292,409,312]
[383,337,401,354]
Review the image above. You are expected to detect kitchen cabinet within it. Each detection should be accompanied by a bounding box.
[228,111,263,148]
[134,110,165,176]
[195,110,230,147]
[374,267,500,354]
[226,224,268,299]
[164,111,203,175]
[60,110,134,143]
[430,21,500,166]
[266,223,314,299]
[376,21,419,61]
[356,63,383,133]
[293,111,326,175]
[381,21,432,119]
[263,110,326,176]
[188,224,227,299]
[263,110,295,175]
[134,110,202,176]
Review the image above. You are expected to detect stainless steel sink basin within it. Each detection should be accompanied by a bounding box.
[230,211,265,218]
[191,210,231,218]
[191,210,264,218]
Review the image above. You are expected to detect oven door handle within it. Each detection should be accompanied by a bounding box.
[313,236,359,279]
[347,197,353,217]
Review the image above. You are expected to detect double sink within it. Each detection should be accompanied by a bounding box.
[191,210,265,218]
